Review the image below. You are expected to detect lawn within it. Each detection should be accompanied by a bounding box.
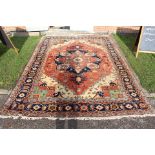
[0,36,41,89]
[113,33,155,93]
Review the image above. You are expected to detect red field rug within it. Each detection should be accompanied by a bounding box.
[3,36,150,117]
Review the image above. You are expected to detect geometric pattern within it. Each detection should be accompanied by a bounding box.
[4,36,150,117]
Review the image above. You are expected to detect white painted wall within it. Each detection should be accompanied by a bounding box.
[26,26,49,31]
[71,26,93,32]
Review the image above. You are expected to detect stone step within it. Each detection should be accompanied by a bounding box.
[0,89,11,95]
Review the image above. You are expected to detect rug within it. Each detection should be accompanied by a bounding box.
[3,36,150,117]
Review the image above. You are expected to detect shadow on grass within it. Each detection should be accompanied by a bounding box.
[0,43,8,57]
[0,32,29,57]
[115,27,142,57]
[115,33,138,53]
[11,36,29,53]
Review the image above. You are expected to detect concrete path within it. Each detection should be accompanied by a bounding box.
[1,113,155,129]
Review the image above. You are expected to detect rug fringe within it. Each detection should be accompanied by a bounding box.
[0,113,155,121]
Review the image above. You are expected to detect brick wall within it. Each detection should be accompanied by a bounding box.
[94,26,141,33]
[2,26,26,32]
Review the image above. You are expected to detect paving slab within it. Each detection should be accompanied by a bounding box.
[0,95,8,108]
[0,89,10,95]
[1,115,155,129]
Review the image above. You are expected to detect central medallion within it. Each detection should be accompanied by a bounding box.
[44,41,112,95]
[55,46,101,85]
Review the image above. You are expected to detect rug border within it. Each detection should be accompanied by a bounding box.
[109,35,150,103]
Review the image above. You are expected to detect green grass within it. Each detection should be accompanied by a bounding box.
[113,33,155,93]
[0,36,41,89]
